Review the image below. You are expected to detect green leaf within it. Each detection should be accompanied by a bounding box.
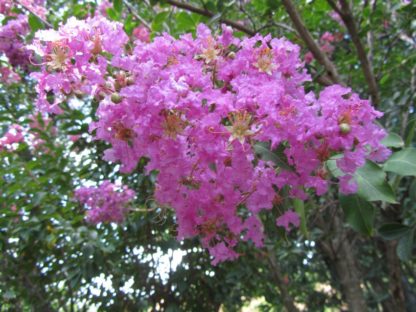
[381,132,404,148]
[113,0,123,14]
[293,199,308,237]
[378,223,411,240]
[326,155,343,178]
[106,8,119,21]
[176,12,196,32]
[253,142,293,171]
[397,229,414,261]
[405,117,416,147]
[354,160,396,203]
[152,11,169,32]
[340,194,375,235]
[383,148,416,177]
[3,290,16,300]
[410,179,416,201]
[28,14,44,32]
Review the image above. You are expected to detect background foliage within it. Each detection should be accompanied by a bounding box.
[0,0,415,311]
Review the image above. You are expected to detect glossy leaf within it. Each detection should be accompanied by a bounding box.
[383,148,416,177]
[354,160,396,203]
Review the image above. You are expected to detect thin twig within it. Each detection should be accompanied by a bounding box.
[327,0,380,106]
[256,21,296,34]
[280,0,343,85]
[122,0,151,29]
[15,0,53,28]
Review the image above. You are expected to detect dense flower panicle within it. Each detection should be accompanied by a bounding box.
[28,16,128,113]
[19,0,47,19]
[0,0,13,15]
[0,124,24,151]
[133,25,150,42]
[75,181,135,224]
[0,66,21,84]
[32,19,390,264]
[0,14,31,68]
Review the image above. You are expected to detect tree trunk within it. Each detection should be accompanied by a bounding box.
[384,240,406,311]
[265,245,300,312]
[317,209,368,312]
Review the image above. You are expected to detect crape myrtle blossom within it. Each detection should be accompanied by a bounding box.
[31,18,390,264]
[0,14,31,68]
[0,66,21,84]
[75,180,135,224]
[0,124,24,151]
[28,16,128,114]
[276,209,300,232]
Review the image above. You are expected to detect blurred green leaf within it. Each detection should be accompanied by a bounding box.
[397,229,414,261]
[379,223,412,240]
[381,132,404,148]
[355,160,396,203]
[383,148,416,176]
[340,194,375,235]
[28,14,44,32]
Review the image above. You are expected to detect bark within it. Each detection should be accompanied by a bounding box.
[317,210,368,312]
[281,0,343,84]
[383,240,407,311]
[327,0,380,106]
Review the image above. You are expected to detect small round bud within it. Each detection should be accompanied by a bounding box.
[111,93,123,104]
[104,82,113,90]
[126,77,135,86]
[227,51,236,59]
[339,123,351,134]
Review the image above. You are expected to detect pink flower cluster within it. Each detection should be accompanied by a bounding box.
[0,0,13,15]
[0,66,21,84]
[305,31,343,64]
[276,210,300,232]
[0,14,31,68]
[31,18,390,263]
[18,0,47,19]
[74,180,135,224]
[29,16,128,114]
[0,124,24,152]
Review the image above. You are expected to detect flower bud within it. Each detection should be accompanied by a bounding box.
[111,93,123,104]
[104,81,113,90]
[227,51,236,59]
[339,123,351,134]
[126,77,135,86]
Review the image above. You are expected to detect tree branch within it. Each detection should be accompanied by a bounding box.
[280,0,342,85]
[163,0,256,36]
[15,0,53,28]
[331,0,380,106]
[123,0,151,29]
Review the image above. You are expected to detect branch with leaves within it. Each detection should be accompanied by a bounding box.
[327,0,380,106]
[281,0,343,85]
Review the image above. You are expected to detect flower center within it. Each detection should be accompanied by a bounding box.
[226,111,256,144]
[253,47,277,75]
[162,110,187,139]
[46,42,70,72]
